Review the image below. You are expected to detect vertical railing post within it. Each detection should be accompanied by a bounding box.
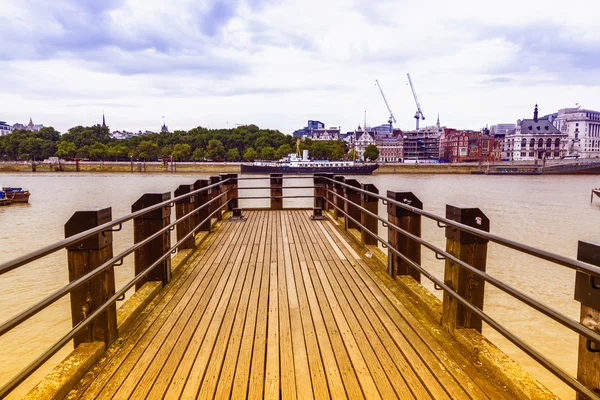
[174,184,195,250]
[322,173,334,211]
[227,173,238,211]
[132,193,172,290]
[314,173,325,210]
[441,205,490,333]
[270,173,283,210]
[194,179,212,232]
[344,179,361,231]
[64,208,117,347]
[574,241,600,399]
[209,176,222,221]
[386,191,423,282]
[333,176,345,220]
[360,184,379,246]
[220,173,231,211]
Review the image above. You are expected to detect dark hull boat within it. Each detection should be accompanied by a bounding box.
[2,187,30,203]
[241,163,378,175]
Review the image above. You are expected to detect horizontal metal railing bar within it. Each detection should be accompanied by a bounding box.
[322,197,599,400]
[326,189,600,345]
[236,186,317,190]
[237,196,315,200]
[236,176,314,180]
[322,177,600,277]
[0,199,230,398]
[0,191,229,338]
[0,179,230,277]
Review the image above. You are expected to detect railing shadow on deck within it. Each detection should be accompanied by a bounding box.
[0,172,599,399]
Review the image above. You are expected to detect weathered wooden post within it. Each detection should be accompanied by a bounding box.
[574,241,600,399]
[387,191,423,282]
[313,173,325,210]
[226,173,238,211]
[132,193,172,290]
[441,205,490,333]
[194,179,211,232]
[344,179,361,231]
[360,183,379,246]
[219,173,231,211]
[65,208,117,347]
[174,184,195,250]
[333,176,345,220]
[321,173,334,211]
[209,176,223,221]
[270,173,283,210]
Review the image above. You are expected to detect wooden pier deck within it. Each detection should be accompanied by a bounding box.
[67,210,514,399]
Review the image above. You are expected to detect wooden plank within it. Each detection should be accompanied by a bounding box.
[97,212,251,398]
[129,212,259,399]
[282,211,319,399]
[320,221,492,400]
[73,217,241,398]
[248,211,273,399]
[287,212,352,400]
[227,212,269,399]
[264,212,281,400]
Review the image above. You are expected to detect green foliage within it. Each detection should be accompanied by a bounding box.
[76,145,90,159]
[205,139,225,160]
[275,144,293,159]
[348,149,358,160]
[363,144,379,161]
[88,142,107,160]
[226,147,241,161]
[106,143,128,160]
[303,139,347,160]
[192,147,204,161]
[243,147,258,161]
[56,141,77,158]
[260,146,276,160]
[172,143,191,161]
[135,140,159,160]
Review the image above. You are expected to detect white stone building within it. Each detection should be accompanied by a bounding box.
[0,121,13,136]
[310,127,341,141]
[505,105,567,161]
[353,127,375,160]
[550,107,600,159]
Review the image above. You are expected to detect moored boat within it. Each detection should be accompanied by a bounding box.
[592,188,600,203]
[2,187,31,203]
[241,151,378,175]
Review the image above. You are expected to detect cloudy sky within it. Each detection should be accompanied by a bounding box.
[1,0,599,134]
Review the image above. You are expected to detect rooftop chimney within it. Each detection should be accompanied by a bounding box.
[533,104,538,123]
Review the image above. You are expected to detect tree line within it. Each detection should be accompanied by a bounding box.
[0,124,369,162]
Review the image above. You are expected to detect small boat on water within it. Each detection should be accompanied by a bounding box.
[1,187,31,203]
[592,188,600,203]
[241,150,378,175]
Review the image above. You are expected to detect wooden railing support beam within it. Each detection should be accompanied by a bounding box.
[574,241,600,399]
[209,176,223,221]
[193,179,211,233]
[64,208,117,347]
[344,179,361,231]
[270,173,283,210]
[386,191,422,281]
[441,205,490,333]
[132,193,172,290]
[360,183,379,246]
[314,174,325,210]
[174,184,195,250]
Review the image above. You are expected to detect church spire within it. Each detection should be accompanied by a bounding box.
[436,113,440,128]
[102,112,106,127]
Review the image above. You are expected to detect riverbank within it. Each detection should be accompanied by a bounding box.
[0,161,479,174]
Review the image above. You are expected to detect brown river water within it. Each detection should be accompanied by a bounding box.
[1,172,599,398]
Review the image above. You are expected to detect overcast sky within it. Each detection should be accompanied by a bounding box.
[1,0,599,134]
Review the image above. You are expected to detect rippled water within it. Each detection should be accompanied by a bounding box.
[0,172,599,398]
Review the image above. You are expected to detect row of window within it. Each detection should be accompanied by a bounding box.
[516,151,561,157]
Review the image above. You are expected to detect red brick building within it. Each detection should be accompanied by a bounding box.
[440,129,497,162]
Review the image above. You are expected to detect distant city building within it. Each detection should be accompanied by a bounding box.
[440,128,496,162]
[12,123,25,130]
[102,113,107,128]
[310,127,341,141]
[351,126,403,162]
[371,123,393,135]
[0,121,13,136]
[353,126,376,160]
[490,123,516,136]
[549,107,600,158]
[402,125,441,161]
[293,120,325,137]
[110,130,154,140]
[505,105,567,161]
[161,122,169,133]
[25,117,42,132]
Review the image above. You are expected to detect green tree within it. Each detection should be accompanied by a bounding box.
[35,127,60,142]
[136,140,159,160]
[76,145,90,159]
[18,138,43,160]
[363,144,379,161]
[172,143,191,161]
[310,141,328,159]
[56,141,78,159]
[329,140,345,160]
[205,139,225,160]
[89,142,107,160]
[275,144,293,159]
[107,143,128,161]
[226,148,241,161]
[192,147,204,161]
[243,147,258,161]
[261,146,276,160]
[348,149,358,160]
